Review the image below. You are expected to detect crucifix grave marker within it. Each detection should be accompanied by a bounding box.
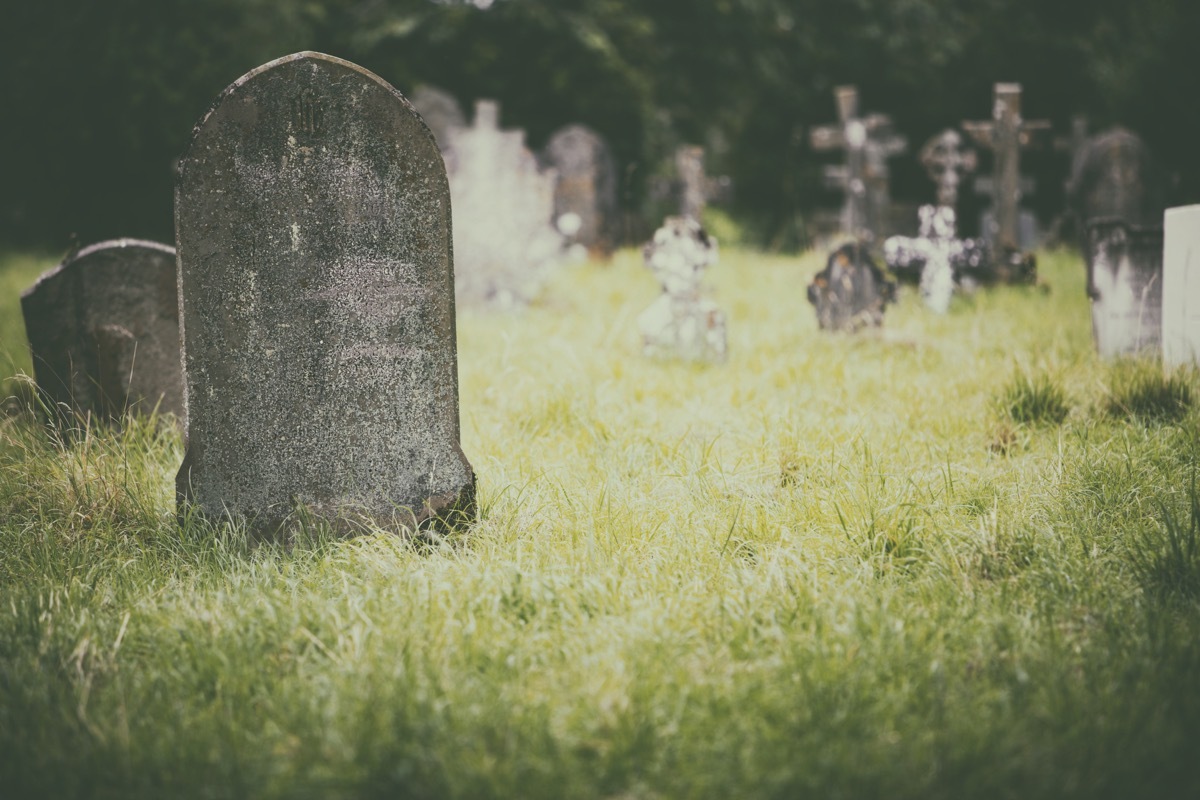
[962,83,1050,252]
[811,86,906,242]
[919,129,977,210]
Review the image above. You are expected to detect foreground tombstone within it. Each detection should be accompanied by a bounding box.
[1163,205,1200,369]
[1084,219,1163,358]
[639,217,726,362]
[541,124,617,255]
[175,52,475,536]
[21,239,183,425]
[808,242,896,331]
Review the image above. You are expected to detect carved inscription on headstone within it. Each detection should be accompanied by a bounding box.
[20,239,182,425]
[175,52,475,535]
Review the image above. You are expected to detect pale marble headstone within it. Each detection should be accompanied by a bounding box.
[1163,205,1200,368]
[445,100,562,308]
[639,217,726,362]
[541,124,617,255]
[20,238,182,425]
[1084,219,1163,358]
[175,51,475,535]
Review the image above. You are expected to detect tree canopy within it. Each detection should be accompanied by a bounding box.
[2,0,1197,248]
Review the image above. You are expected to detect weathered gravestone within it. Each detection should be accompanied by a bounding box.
[1084,219,1163,358]
[1066,127,1167,247]
[175,51,475,535]
[541,124,617,255]
[920,129,977,210]
[1163,205,1200,369]
[963,83,1049,254]
[811,86,906,243]
[675,145,708,222]
[21,238,183,425]
[446,99,562,307]
[808,242,897,331]
[639,216,727,362]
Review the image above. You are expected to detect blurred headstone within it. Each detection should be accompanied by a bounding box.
[1066,127,1167,248]
[1163,205,1200,369]
[963,83,1050,253]
[541,124,617,256]
[675,144,708,221]
[409,85,466,161]
[1084,219,1163,358]
[20,238,182,425]
[175,51,476,536]
[808,242,896,331]
[811,86,906,243]
[920,129,977,209]
[639,216,726,362]
[446,99,563,307]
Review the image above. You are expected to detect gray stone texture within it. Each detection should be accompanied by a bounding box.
[1067,128,1167,245]
[20,238,182,425]
[1084,219,1163,358]
[1163,205,1200,369]
[175,51,475,535]
[541,124,617,255]
[807,243,896,332]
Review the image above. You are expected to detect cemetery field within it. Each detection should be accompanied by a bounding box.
[2,245,1200,799]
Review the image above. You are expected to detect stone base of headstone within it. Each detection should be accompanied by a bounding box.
[1085,219,1163,358]
[638,294,728,363]
[1162,205,1200,368]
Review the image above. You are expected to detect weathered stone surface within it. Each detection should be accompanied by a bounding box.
[541,124,617,255]
[1067,128,1167,245]
[920,129,977,209]
[1084,219,1163,358]
[446,100,562,308]
[175,51,475,535]
[20,238,182,425]
[808,243,896,331]
[639,216,726,362]
[1163,205,1200,369]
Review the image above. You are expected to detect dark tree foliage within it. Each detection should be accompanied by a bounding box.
[1,0,1197,249]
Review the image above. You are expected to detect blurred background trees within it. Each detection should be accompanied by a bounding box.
[2,0,1197,249]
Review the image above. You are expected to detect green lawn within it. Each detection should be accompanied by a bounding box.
[1,246,1198,799]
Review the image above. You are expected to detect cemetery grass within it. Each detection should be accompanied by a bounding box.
[2,247,1199,800]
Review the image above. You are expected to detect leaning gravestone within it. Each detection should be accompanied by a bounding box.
[21,238,183,425]
[541,124,617,255]
[1163,205,1200,369]
[1084,219,1163,358]
[175,51,475,535]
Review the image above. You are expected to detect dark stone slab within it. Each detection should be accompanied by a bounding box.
[1084,219,1163,358]
[1067,128,1168,248]
[175,51,475,536]
[541,124,617,254]
[20,238,182,425]
[807,243,896,332]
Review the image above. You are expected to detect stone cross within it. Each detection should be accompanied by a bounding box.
[1163,205,1200,368]
[962,83,1050,252]
[811,86,906,241]
[20,238,183,426]
[175,51,475,536]
[919,129,977,209]
[638,216,726,362]
[1084,219,1163,358]
[675,144,708,221]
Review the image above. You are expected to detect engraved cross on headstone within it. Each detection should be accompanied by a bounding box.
[962,83,1050,251]
[919,129,977,209]
[811,86,906,242]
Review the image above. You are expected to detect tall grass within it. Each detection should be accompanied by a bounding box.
[2,247,1199,798]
